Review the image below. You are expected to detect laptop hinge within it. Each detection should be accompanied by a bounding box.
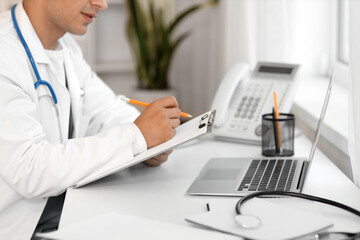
[296,161,309,190]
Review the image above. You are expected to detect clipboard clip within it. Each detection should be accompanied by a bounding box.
[199,110,216,132]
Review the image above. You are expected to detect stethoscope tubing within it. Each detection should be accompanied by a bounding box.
[236,190,360,218]
[11,4,58,104]
[11,4,63,142]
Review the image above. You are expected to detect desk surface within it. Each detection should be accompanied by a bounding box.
[60,134,360,236]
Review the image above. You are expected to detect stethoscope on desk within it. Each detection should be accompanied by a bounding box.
[234,191,360,238]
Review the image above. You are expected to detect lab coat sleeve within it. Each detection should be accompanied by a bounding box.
[132,124,147,155]
[0,36,144,199]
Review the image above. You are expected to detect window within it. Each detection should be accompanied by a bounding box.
[338,0,349,64]
[334,0,349,89]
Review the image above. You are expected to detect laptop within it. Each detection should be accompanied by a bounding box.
[187,73,333,196]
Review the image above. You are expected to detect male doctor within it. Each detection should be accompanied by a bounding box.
[0,0,182,239]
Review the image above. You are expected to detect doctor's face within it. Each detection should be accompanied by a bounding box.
[46,0,108,36]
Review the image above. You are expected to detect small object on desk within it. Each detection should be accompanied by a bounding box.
[120,96,193,118]
[261,112,295,157]
[206,203,210,212]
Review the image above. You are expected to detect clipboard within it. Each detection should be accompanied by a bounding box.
[72,110,216,188]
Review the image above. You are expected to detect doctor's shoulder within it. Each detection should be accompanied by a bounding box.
[0,10,13,35]
[0,30,37,93]
[0,10,24,51]
[0,12,39,90]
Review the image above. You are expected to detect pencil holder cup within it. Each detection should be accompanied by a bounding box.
[261,113,295,157]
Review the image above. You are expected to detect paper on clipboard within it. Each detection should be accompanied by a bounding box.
[72,110,216,188]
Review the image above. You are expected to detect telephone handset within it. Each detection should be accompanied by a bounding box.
[212,63,251,127]
[211,62,300,144]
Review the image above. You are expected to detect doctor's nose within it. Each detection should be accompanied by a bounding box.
[91,0,108,11]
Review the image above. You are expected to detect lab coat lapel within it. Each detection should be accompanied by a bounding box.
[63,51,81,138]
[35,67,70,141]
[46,71,71,141]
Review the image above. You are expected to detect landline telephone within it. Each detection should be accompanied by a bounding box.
[211,62,300,144]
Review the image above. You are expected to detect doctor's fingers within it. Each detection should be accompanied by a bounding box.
[143,158,166,167]
[152,96,179,108]
[170,118,181,129]
[144,150,173,167]
[164,107,181,119]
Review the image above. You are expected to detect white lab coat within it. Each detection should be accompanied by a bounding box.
[0,3,146,240]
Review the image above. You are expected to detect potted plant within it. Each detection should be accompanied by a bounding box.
[125,0,218,92]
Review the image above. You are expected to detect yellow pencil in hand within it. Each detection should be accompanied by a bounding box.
[120,96,193,118]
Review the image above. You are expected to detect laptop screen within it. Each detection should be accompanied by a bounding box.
[301,71,333,187]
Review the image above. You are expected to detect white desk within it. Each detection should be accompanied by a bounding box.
[59,134,360,237]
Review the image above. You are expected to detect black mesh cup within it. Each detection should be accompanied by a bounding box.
[262,113,295,157]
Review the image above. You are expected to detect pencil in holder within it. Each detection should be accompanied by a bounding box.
[261,113,295,157]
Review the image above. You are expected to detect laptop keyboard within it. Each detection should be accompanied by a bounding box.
[238,159,297,192]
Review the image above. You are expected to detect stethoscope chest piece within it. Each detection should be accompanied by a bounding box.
[80,88,85,97]
[235,214,261,229]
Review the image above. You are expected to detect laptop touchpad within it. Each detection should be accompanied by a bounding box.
[200,169,241,180]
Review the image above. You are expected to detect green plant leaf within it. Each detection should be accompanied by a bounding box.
[168,0,218,34]
[125,0,218,89]
[158,32,191,89]
[126,0,154,87]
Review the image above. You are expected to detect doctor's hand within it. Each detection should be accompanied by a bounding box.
[134,96,181,148]
[143,150,173,167]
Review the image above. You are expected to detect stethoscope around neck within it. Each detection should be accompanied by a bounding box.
[11,4,58,104]
[11,4,64,142]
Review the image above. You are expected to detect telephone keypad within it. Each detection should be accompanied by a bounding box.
[230,81,292,134]
[233,83,265,124]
